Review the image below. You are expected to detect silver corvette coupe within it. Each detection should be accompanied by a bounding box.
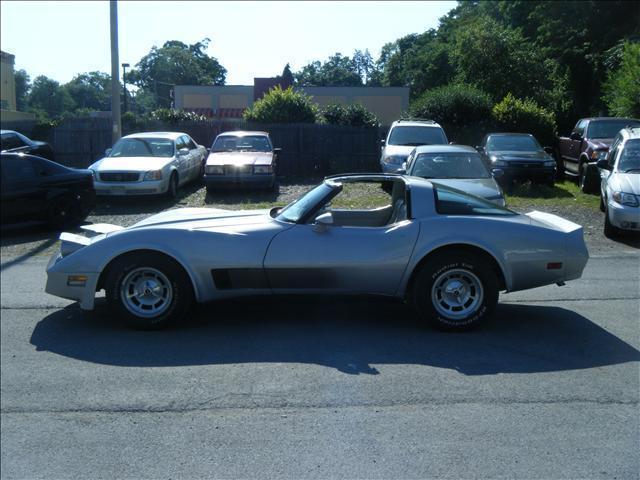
[45,174,589,331]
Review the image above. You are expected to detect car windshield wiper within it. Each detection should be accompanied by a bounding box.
[623,168,640,173]
[399,142,429,146]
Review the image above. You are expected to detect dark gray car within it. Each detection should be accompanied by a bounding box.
[477,133,556,186]
[403,144,506,206]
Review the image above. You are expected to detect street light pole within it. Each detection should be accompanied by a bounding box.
[109,0,122,144]
[122,62,130,114]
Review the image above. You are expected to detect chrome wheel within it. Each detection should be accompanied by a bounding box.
[431,268,484,321]
[120,267,173,318]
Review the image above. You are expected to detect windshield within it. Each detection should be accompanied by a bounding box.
[109,138,174,158]
[587,120,640,139]
[276,182,336,223]
[410,152,491,179]
[388,126,447,146]
[618,139,640,173]
[486,135,540,152]
[211,135,272,152]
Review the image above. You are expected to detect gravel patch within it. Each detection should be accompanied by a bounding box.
[1,180,638,262]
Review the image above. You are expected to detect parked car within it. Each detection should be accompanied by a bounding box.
[557,117,640,192]
[46,173,588,332]
[596,126,640,237]
[89,132,206,198]
[204,131,280,191]
[1,153,94,228]
[380,119,448,173]
[1,129,55,161]
[402,145,506,206]
[476,133,556,187]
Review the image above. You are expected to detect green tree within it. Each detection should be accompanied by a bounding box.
[28,75,75,120]
[64,71,111,112]
[320,102,380,128]
[352,49,375,85]
[410,84,493,128]
[243,86,318,123]
[295,53,362,86]
[14,69,30,111]
[281,63,294,85]
[602,42,640,117]
[128,38,226,108]
[492,93,557,146]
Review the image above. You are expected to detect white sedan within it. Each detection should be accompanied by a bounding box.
[89,132,206,198]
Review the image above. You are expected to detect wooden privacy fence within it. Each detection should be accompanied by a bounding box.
[2,118,388,177]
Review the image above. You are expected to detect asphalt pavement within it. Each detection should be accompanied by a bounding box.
[1,251,639,479]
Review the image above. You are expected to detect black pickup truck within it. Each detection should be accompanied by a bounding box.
[557,117,639,192]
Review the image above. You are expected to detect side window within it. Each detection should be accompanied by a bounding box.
[608,137,621,167]
[175,137,187,151]
[185,136,197,150]
[1,133,26,150]
[434,185,515,216]
[574,120,587,136]
[1,157,36,182]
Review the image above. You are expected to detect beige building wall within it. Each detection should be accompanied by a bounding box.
[353,96,403,125]
[308,95,348,107]
[183,94,213,109]
[1,51,17,111]
[219,94,250,109]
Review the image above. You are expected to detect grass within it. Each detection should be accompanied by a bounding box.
[504,180,600,210]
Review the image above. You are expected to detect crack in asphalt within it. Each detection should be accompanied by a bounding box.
[2,398,638,415]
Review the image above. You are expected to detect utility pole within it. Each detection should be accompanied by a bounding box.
[110,0,122,144]
[122,62,130,114]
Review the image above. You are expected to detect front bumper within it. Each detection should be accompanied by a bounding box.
[205,173,275,188]
[499,164,556,181]
[45,253,99,310]
[94,179,167,196]
[607,201,640,231]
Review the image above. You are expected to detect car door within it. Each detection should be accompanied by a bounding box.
[0,156,42,223]
[174,136,189,184]
[264,182,420,295]
[185,135,201,180]
[566,120,587,174]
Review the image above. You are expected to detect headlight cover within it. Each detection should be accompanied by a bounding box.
[206,165,224,175]
[253,165,273,174]
[543,160,556,167]
[143,170,163,181]
[490,156,507,167]
[591,150,608,161]
[612,191,639,207]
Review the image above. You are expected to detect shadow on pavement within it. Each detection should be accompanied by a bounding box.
[30,297,640,375]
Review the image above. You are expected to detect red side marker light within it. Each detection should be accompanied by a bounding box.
[547,262,562,270]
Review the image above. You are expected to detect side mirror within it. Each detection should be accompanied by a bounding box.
[380,139,386,147]
[178,148,189,156]
[570,132,582,141]
[273,147,282,153]
[206,147,211,154]
[399,162,407,174]
[543,146,554,155]
[269,206,283,218]
[449,141,456,145]
[596,159,611,170]
[491,168,505,179]
[105,148,112,156]
[476,146,484,152]
[313,212,334,233]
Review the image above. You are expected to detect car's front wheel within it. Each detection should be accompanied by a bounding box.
[105,252,193,329]
[412,253,499,331]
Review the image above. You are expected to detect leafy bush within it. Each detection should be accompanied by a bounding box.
[320,102,380,128]
[602,41,640,118]
[243,86,318,124]
[492,93,557,146]
[410,84,493,128]
[122,111,148,133]
[150,108,207,124]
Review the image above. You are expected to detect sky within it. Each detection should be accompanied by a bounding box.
[0,1,457,85]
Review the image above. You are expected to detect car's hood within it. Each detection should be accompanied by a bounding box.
[130,207,275,230]
[430,178,503,201]
[608,172,640,195]
[90,156,174,172]
[383,145,416,158]
[206,151,273,166]
[590,138,613,149]
[489,150,548,162]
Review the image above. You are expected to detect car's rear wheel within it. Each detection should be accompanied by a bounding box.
[47,195,82,229]
[105,252,193,329]
[412,253,499,331]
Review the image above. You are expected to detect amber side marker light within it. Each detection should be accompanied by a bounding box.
[546,262,563,270]
[67,275,88,286]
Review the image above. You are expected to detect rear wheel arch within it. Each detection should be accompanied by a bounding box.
[405,244,507,301]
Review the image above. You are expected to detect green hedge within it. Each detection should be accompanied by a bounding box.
[320,103,380,128]
[410,84,493,128]
[491,93,557,146]
[243,86,318,124]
